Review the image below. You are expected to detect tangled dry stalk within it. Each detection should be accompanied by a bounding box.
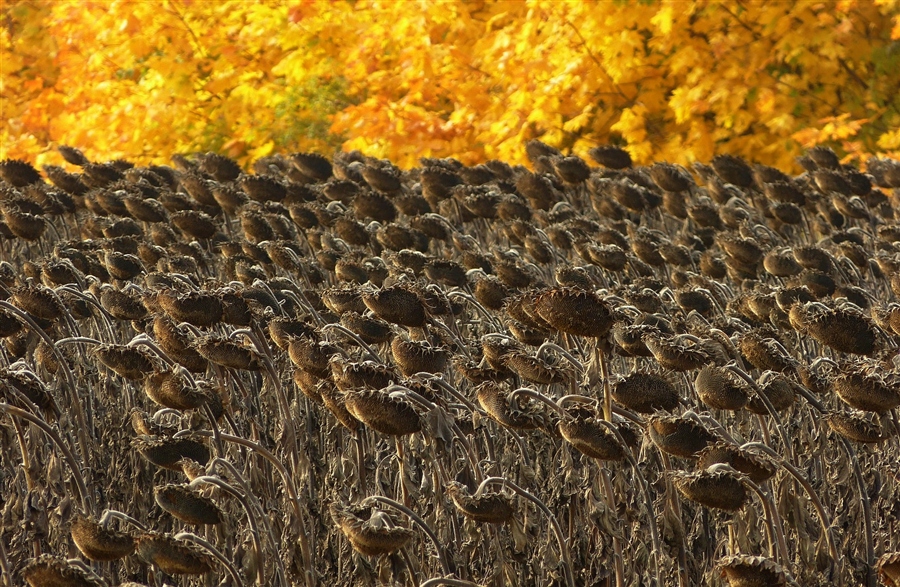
[1,143,899,587]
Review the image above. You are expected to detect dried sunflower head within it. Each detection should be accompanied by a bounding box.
[476,382,544,430]
[446,482,516,524]
[502,351,571,385]
[717,554,791,586]
[558,411,625,461]
[648,414,717,458]
[144,368,208,411]
[391,337,449,377]
[673,467,748,512]
[21,554,105,587]
[697,442,777,483]
[832,366,900,412]
[532,286,615,338]
[331,357,398,392]
[805,305,879,356]
[194,335,260,371]
[362,285,427,328]
[0,158,42,187]
[155,483,223,525]
[694,365,750,411]
[826,411,888,443]
[644,332,709,372]
[343,389,421,436]
[330,503,414,556]
[11,281,65,321]
[612,372,681,414]
[134,434,210,471]
[70,512,136,561]
[136,531,215,575]
[588,145,632,170]
[93,344,155,380]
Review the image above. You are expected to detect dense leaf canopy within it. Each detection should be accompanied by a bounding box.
[2,0,899,169]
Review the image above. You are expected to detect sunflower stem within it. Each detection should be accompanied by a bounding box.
[509,387,569,420]
[191,429,314,587]
[597,346,612,421]
[99,509,147,531]
[598,468,624,587]
[11,417,35,491]
[599,420,663,587]
[726,363,795,464]
[475,477,575,587]
[321,322,384,363]
[0,403,92,514]
[0,536,10,587]
[0,301,92,465]
[362,495,453,577]
[836,436,876,587]
[191,471,274,587]
[708,464,790,569]
[741,442,841,580]
[419,577,481,587]
[174,531,244,587]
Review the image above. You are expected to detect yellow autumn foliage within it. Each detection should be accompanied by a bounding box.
[2,0,899,170]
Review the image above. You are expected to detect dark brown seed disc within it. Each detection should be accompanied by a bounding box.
[711,154,753,187]
[390,337,449,377]
[144,369,209,411]
[717,554,791,587]
[476,382,543,430]
[331,358,398,392]
[502,351,569,385]
[806,307,879,356]
[833,370,900,412]
[745,374,796,415]
[612,373,680,413]
[362,286,427,328]
[157,289,223,327]
[135,435,210,470]
[644,333,708,371]
[738,332,795,373]
[447,483,516,524]
[0,158,42,186]
[99,286,148,320]
[694,365,750,411]
[135,531,215,575]
[533,287,614,338]
[340,311,394,344]
[268,316,317,350]
[826,411,887,443]
[287,336,339,377]
[697,442,777,483]
[330,503,414,556]
[155,484,223,525]
[11,283,65,320]
[648,415,717,458]
[589,145,632,169]
[194,336,260,371]
[291,152,333,181]
[343,389,421,436]
[674,469,748,511]
[21,554,105,587]
[70,513,136,561]
[94,344,155,380]
[559,415,625,461]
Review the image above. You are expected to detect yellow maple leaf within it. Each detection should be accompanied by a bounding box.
[650,5,675,35]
